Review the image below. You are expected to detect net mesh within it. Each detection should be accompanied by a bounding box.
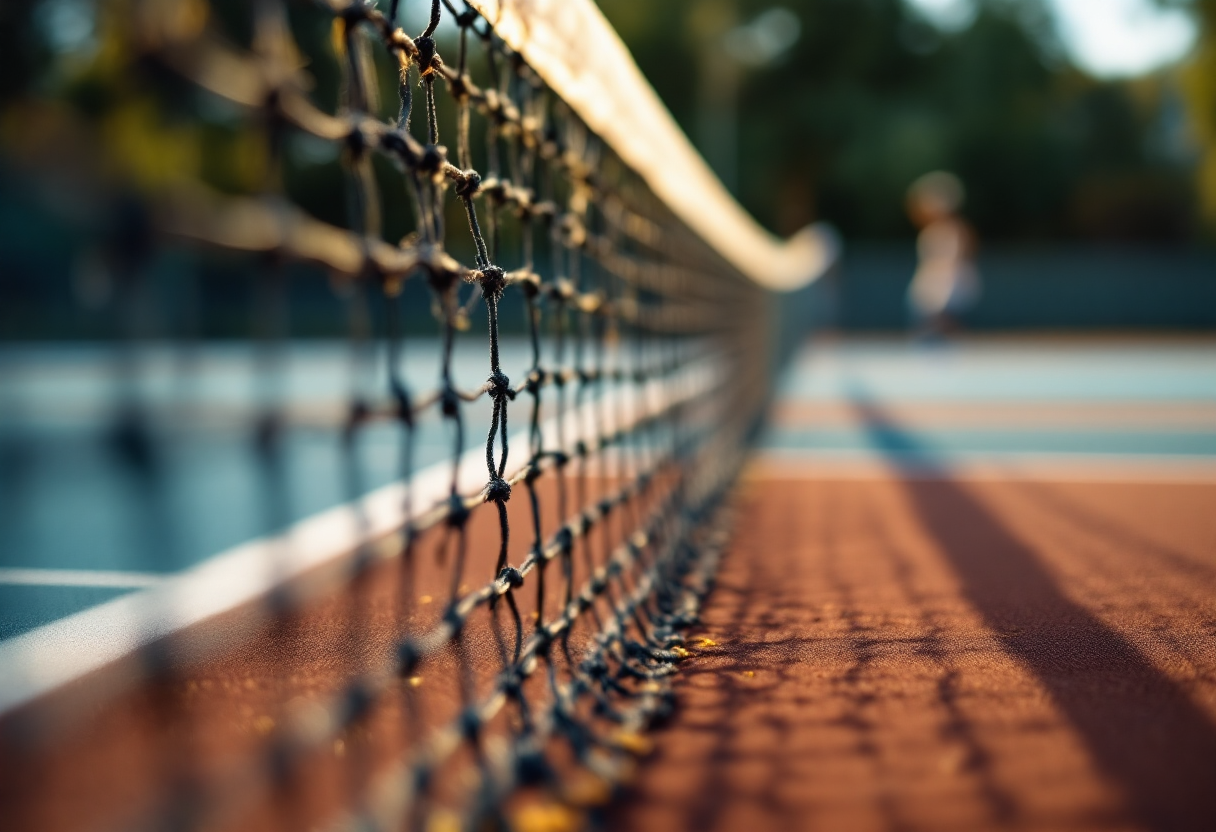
[1,1,784,829]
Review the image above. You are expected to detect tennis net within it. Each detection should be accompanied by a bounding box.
[0,1,833,829]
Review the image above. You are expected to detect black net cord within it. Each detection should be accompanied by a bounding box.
[9,0,778,829]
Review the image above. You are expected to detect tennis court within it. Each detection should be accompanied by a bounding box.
[0,340,527,641]
[4,336,1214,831]
[4,337,1212,643]
[612,336,1216,831]
[2,0,1214,830]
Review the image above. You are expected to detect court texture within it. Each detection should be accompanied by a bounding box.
[611,335,1216,832]
[3,334,1215,830]
[2,0,1214,828]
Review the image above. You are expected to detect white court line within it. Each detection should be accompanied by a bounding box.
[749,449,1216,484]
[0,568,166,589]
[0,361,715,716]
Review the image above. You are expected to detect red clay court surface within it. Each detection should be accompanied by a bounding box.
[2,337,1214,831]
[610,475,1216,832]
[611,339,1216,832]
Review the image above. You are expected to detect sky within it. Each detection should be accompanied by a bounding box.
[908,0,1199,77]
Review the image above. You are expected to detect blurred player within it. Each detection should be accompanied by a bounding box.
[906,171,980,338]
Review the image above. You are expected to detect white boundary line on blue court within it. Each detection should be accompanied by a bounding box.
[0,569,166,589]
[0,363,713,716]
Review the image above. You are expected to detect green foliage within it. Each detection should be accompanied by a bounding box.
[0,0,1201,245]
[1180,0,1215,229]
[598,0,1200,241]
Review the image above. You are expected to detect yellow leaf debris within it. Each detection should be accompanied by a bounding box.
[511,802,582,832]
[612,731,654,756]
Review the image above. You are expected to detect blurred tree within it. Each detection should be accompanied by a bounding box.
[598,0,1202,241]
[1178,0,1215,231]
[1,0,1204,247]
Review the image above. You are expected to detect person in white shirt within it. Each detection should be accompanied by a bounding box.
[906,171,980,338]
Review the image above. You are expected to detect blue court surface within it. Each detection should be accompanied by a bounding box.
[757,338,1216,478]
[0,339,515,643]
[1,337,1214,645]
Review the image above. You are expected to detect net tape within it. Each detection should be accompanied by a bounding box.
[8,0,778,828]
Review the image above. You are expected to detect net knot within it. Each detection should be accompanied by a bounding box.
[441,386,461,418]
[477,264,507,299]
[486,368,514,400]
[523,461,542,484]
[548,277,575,303]
[418,143,447,177]
[459,708,481,742]
[447,72,470,102]
[498,99,521,129]
[413,35,439,74]
[484,476,512,504]
[424,251,464,293]
[379,128,418,164]
[345,125,368,158]
[500,670,523,698]
[517,271,541,299]
[396,640,421,675]
[524,368,543,395]
[453,169,481,199]
[455,8,479,28]
[560,214,587,247]
[515,746,550,786]
[446,493,470,528]
[513,186,535,217]
[498,565,524,588]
